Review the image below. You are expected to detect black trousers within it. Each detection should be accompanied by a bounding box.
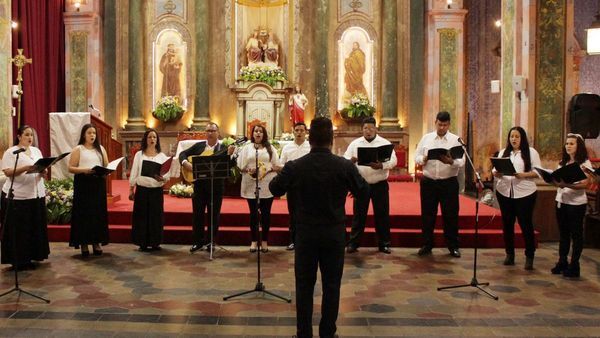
[348,180,391,248]
[192,181,225,246]
[287,197,296,244]
[496,191,537,258]
[295,224,345,338]
[556,203,586,263]
[420,176,459,249]
[247,197,274,242]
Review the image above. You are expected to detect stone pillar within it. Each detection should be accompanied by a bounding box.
[103,0,117,129]
[314,0,329,117]
[424,1,467,137]
[0,0,12,151]
[125,0,146,130]
[379,0,399,131]
[192,0,210,130]
[64,0,104,115]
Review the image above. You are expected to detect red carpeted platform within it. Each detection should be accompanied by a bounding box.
[48,180,531,248]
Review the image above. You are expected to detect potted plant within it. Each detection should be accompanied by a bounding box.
[152,96,185,122]
[340,93,375,121]
[239,65,287,88]
[45,178,74,224]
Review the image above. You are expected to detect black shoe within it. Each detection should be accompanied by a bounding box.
[346,245,358,253]
[203,244,213,252]
[286,243,295,251]
[249,246,258,253]
[449,248,461,258]
[139,246,150,252]
[503,254,515,266]
[417,246,432,256]
[524,257,534,270]
[563,262,580,278]
[150,246,162,251]
[551,259,568,274]
[379,246,392,254]
[190,244,203,253]
[260,247,269,253]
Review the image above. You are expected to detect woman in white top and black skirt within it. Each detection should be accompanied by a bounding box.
[128,129,170,251]
[494,126,541,270]
[68,124,109,257]
[0,125,50,270]
[237,125,280,253]
[551,133,590,278]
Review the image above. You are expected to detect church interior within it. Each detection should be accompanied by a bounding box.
[1,0,600,337]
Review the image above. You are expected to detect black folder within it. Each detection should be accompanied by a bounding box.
[582,163,600,177]
[490,157,517,176]
[357,144,394,166]
[534,163,588,184]
[141,157,173,179]
[427,145,464,161]
[92,157,125,176]
[27,152,70,173]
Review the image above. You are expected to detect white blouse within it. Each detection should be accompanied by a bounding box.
[236,144,279,199]
[1,145,46,200]
[129,151,171,188]
[494,147,542,199]
[555,160,591,206]
[76,145,105,169]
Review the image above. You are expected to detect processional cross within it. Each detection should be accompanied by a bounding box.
[11,49,32,127]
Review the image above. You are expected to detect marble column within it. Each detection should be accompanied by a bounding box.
[103,0,117,129]
[379,0,399,131]
[424,1,467,136]
[192,0,210,130]
[125,0,146,130]
[0,0,11,151]
[314,0,329,117]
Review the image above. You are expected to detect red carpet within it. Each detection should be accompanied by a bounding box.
[49,180,530,248]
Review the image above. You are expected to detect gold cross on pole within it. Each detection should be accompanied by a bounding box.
[11,49,32,127]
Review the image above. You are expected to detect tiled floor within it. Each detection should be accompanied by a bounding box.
[0,242,599,337]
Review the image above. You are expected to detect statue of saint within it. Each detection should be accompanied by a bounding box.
[344,42,367,97]
[159,43,183,98]
[289,85,308,124]
[246,30,263,66]
[264,31,279,67]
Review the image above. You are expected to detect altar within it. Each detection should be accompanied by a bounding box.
[233,80,287,139]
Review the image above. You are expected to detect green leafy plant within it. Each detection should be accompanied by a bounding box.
[152,96,185,122]
[239,65,287,87]
[341,93,375,119]
[45,178,74,224]
[169,183,194,198]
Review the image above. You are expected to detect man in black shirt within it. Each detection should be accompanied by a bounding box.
[270,117,368,338]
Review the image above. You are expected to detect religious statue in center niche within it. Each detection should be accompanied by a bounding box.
[344,41,367,96]
[246,29,263,66]
[245,28,280,68]
[263,30,279,67]
[159,43,183,98]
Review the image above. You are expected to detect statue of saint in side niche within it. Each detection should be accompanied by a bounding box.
[159,43,183,98]
[344,41,367,96]
[289,85,308,124]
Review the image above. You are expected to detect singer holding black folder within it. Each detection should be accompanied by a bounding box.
[550,133,591,278]
[68,124,110,257]
[493,127,541,270]
[129,129,170,251]
[414,112,464,257]
[0,125,50,270]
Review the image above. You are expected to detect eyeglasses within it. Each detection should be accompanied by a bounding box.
[567,133,583,140]
[205,129,218,133]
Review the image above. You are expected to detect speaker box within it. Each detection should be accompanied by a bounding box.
[568,93,600,139]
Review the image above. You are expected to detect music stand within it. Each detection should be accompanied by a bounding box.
[192,155,231,260]
[0,151,50,303]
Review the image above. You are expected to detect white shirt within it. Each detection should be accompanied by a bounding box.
[415,131,465,180]
[129,151,171,188]
[280,140,310,164]
[77,145,105,168]
[237,144,280,199]
[1,145,46,200]
[344,135,397,184]
[555,160,590,206]
[494,148,542,199]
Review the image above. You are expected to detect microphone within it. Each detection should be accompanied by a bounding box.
[457,137,467,147]
[13,148,26,154]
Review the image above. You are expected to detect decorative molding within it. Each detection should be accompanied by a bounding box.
[339,0,373,21]
[154,0,186,22]
[70,31,88,112]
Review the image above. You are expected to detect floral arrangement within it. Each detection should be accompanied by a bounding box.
[239,65,287,87]
[280,133,294,141]
[341,93,375,119]
[152,96,185,122]
[45,178,74,224]
[169,183,194,198]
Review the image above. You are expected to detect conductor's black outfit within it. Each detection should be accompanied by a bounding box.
[270,147,368,338]
[179,141,234,247]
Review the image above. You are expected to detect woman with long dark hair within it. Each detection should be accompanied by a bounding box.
[68,123,109,257]
[1,125,50,270]
[493,126,541,270]
[236,124,280,252]
[551,133,590,278]
[129,129,170,251]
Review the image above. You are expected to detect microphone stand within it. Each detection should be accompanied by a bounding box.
[437,140,498,301]
[224,144,290,303]
[0,151,50,303]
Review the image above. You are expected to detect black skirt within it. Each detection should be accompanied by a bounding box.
[0,193,50,264]
[69,174,109,247]
[131,185,164,247]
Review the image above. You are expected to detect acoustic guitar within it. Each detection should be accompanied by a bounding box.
[181,137,247,183]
